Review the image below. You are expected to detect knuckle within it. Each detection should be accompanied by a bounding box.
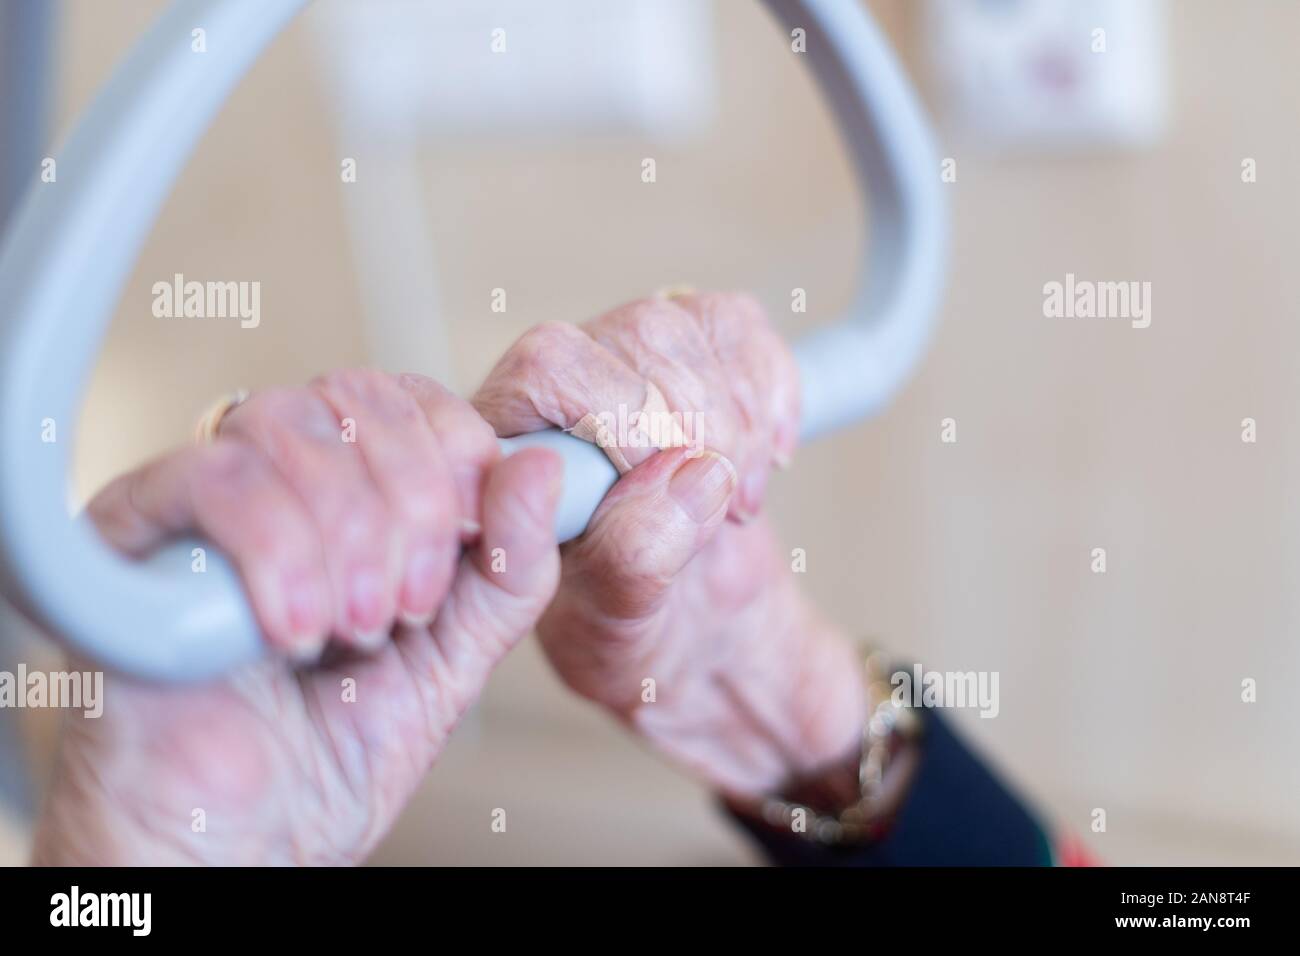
[328,492,389,553]
[580,533,671,620]
[385,385,427,428]
[514,320,582,366]
[392,475,454,531]
[313,366,384,397]
[395,371,443,395]
[225,386,306,433]
[396,372,455,414]
[191,447,309,562]
[692,291,768,349]
[458,407,500,454]
[623,297,678,322]
[318,367,427,429]
[85,473,130,524]
[435,402,499,462]
[620,299,690,344]
[193,440,264,490]
[229,389,343,457]
[593,570,669,621]
[245,514,309,567]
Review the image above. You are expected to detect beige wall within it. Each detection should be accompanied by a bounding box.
[12,0,1297,864]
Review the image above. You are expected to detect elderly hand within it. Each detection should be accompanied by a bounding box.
[34,370,562,865]
[474,293,866,797]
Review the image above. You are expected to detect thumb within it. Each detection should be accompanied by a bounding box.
[384,448,563,741]
[562,446,737,624]
[431,446,564,664]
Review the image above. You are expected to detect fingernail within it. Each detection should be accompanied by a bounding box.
[455,463,486,535]
[353,629,388,652]
[285,571,325,637]
[669,450,737,523]
[401,546,440,617]
[400,610,433,629]
[349,567,385,631]
[289,636,326,666]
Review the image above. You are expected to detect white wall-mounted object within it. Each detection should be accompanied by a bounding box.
[925,0,1168,150]
[305,0,719,387]
[308,0,716,140]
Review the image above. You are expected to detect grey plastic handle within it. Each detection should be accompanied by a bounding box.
[0,0,946,681]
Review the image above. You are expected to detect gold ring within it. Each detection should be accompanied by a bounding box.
[653,284,696,302]
[194,389,250,443]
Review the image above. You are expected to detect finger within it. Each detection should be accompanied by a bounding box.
[311,369,460,631]
[535,446,736,706]
[587,292,793,520]
[221,386,397,649]
[549,445,736,627]
[406,448,563,723]
[395,372,500,539]
[86,441,331,659]
[656,291,800,516]
[472,320,664,471]
[583,296,731,454]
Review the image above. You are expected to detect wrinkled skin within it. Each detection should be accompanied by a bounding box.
[475,293,865,797]
[34,372,563,864]
[35,292,866,864]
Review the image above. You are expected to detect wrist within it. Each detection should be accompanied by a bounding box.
[32,786,203,866]
[661,585,867,800]
[779,610,869,781]
[726,647,925,848]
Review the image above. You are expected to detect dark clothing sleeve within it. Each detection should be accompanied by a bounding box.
[727,707,1055,866]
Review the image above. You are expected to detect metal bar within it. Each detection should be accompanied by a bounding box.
[0,0,946,681]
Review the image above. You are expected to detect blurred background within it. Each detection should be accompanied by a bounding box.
[2,0,1298,865]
